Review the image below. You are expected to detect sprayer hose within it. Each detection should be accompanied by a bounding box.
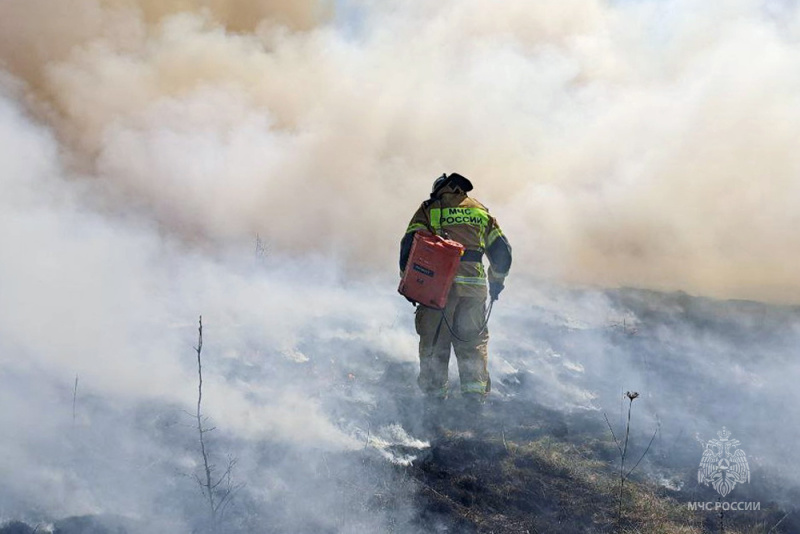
[440,297,494,343]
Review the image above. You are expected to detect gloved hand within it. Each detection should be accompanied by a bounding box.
[489,281,504,301]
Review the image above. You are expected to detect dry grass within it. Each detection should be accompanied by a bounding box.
[407,411,790,534]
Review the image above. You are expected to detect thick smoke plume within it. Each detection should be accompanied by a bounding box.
[2,0,800,302]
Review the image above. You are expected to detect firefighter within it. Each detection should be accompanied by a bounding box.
[400,173,512,408]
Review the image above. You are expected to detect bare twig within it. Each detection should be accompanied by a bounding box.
[72,374,79,426]
[603,413,624,457]
[626,422,660,478]
[768,512,791,534]
[190,315,244,532]
[604,391,656,531]
[617,394,635,526]
[417,481,486,527]
[321,453,332,478]
[194,316,217,526]
[216,456,245,523]
[254,234,268,263]
[191,316,244,531]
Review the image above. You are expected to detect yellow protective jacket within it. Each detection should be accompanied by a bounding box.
[400,191,512,298]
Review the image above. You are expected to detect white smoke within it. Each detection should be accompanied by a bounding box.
[3,0,800,301]
[0,88,408,527]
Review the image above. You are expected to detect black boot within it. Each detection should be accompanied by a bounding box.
[421,396,446,438]
[458,394,488,432]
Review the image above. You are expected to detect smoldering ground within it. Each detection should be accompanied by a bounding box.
[2,0,800,532]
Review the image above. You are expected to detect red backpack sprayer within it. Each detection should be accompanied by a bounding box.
[398,199,495,341]
[398,230,464,310]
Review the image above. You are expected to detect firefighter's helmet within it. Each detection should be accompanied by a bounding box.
[431,173,473,197]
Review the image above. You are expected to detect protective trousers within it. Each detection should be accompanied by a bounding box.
[415,295,490,399]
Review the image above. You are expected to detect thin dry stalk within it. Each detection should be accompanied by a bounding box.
[72,374,79,426]
[193,316,243,531]
[604,390,659,531]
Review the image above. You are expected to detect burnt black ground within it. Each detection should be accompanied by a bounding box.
[387,392,798,533]
[3,287,800,533]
